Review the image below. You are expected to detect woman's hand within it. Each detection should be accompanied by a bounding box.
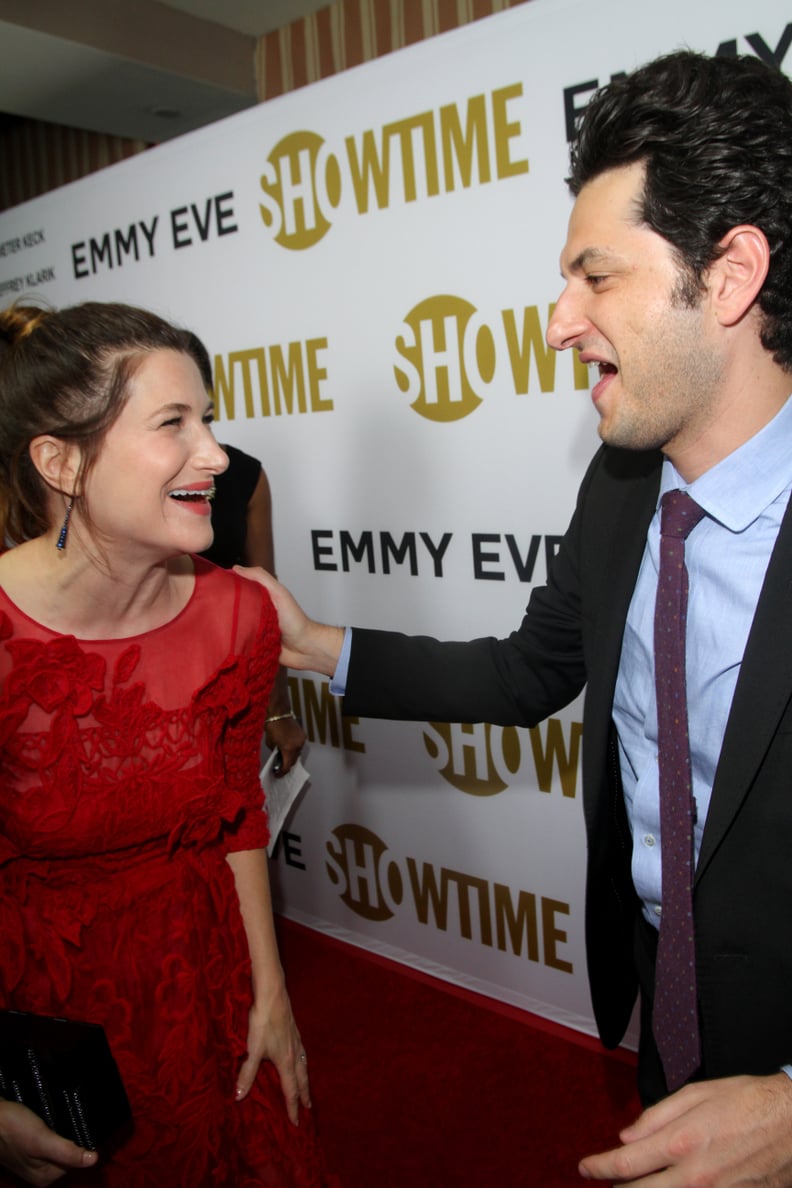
[226,848,310,1126]
[235,983,311,1126]
[264,712,307,777]
[0,1100,98,1185]
[264,666,307,777]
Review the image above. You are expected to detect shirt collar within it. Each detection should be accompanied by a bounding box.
[660,393,792,532]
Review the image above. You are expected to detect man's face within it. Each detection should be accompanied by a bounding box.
[547,162,723,459]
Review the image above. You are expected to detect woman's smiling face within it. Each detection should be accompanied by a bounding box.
[77,348,228,561]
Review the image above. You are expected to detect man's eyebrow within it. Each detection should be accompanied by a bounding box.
[564,247,612,276]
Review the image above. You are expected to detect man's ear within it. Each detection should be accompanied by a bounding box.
[708,224,770,327]
[28,435,81,496]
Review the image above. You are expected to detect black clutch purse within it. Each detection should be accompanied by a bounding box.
[0,1009,132,1151]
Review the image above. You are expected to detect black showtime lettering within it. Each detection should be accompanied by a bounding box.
[170,191,238,249]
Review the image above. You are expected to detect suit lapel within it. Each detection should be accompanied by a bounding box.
[582,457,661,819]
[596,477,659,687]
[697,490,792,879]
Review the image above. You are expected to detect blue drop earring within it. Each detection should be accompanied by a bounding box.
[56,498,73,553]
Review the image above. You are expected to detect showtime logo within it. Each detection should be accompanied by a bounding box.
[257,84,529,250]
[392,294,591,421]
[422,719,582,798]
[324,822,573,972]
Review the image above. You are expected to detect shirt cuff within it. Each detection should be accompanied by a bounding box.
[329,626,353,696]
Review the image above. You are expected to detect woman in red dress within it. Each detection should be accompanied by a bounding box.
[0,302,332,1186]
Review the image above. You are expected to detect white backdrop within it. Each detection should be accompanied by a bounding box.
[1,0,788,1045]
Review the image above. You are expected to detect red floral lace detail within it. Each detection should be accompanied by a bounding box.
[6,635,106,715]
[0,617,274,859]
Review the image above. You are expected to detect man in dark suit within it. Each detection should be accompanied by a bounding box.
[245,51,792,1182]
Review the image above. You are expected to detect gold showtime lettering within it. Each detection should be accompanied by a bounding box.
[288,679,580,796]
[259,85,529,250]
[393,296,591,421]
[423,719,582,799]
[325,823,572,973]
[288,677,365,753]
[212,339,331,421]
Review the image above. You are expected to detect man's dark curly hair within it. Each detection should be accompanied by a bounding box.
[568,51,792,370]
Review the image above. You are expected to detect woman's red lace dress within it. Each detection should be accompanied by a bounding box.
[0,559,330,1186]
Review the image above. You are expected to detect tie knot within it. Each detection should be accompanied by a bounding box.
[660,489,706,541]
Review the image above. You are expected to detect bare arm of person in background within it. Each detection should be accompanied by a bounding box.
[243,469,308,774]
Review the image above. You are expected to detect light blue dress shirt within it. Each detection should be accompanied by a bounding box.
[329,629,352,698]
[613,395,792,928]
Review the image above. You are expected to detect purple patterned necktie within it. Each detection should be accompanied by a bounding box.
[652,489,706,1092]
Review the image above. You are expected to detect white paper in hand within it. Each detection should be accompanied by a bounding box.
[261,751,310,856]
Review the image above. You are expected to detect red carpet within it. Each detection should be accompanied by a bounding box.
[278,917,641,1187]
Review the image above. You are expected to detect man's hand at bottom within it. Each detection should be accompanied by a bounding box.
[579,1072,792,1185]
